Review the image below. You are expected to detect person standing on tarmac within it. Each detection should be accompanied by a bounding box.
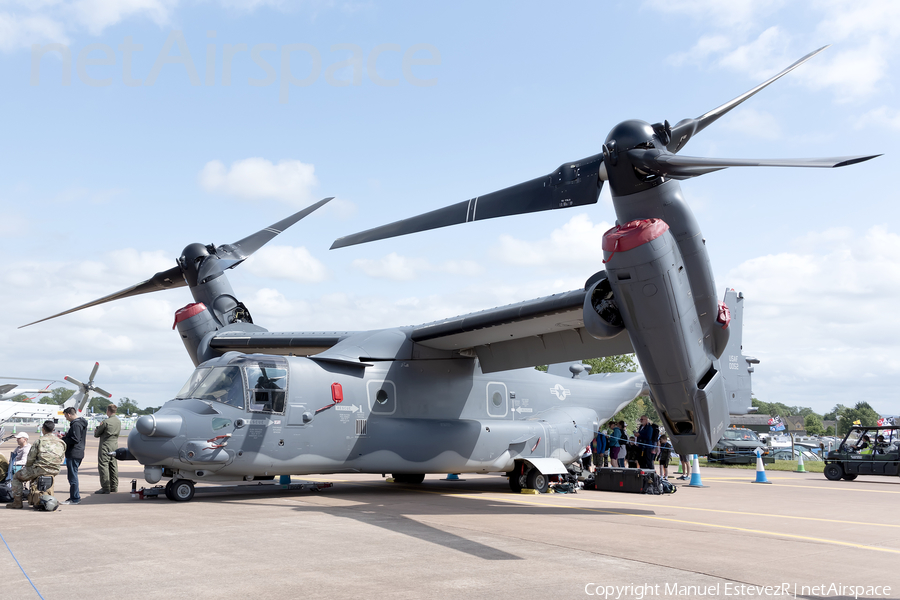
[6,420,65,509]
[62,407,88,505]
[94,404,121,494]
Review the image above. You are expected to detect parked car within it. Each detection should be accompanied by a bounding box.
[823,425,900,481]
[708,427,773,465]
[771,447,822,462]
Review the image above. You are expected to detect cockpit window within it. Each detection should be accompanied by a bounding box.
[176,368,212,399]
[246,365,287,413]
[190,366,246,408]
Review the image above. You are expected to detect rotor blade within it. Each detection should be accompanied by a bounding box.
[65,376,84,389]
[224,197,334,260]
[197,197,334,283]
[331,155,604,249]
[92,386,113,398]
[0,376,57,383]
[649,152,881,178]
[88,362,100,384]
[19,264,185,328]
[667,46,829,153]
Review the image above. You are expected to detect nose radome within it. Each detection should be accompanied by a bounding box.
[136,413,183,437]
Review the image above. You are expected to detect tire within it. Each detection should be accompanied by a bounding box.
[164,479,175,501]
[842,473,858,481]
[172,480,195,502]
[526,468,549,493]
[824,463,844,481]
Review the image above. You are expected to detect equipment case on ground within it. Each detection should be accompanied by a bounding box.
[592,467,659,494]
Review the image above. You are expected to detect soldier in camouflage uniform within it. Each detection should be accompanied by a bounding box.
[94,404,121,494]
[6,420,65,509]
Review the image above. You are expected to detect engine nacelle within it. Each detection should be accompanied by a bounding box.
[602,218,729,454]
[174,303,219,367]
[582,272,626,340]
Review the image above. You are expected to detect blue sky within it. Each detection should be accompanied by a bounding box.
[1,0,898,415]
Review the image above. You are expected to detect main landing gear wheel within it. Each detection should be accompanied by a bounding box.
[172,480,196,502]
[824,464,844,481]
[526,469,549,493]
[164,479,175,501]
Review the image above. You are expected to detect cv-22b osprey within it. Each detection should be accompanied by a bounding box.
[23,48,876,501]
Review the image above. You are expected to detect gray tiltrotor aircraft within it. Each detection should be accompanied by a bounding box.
[24,48,876,500]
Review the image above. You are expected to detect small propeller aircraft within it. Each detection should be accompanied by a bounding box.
[21,47,876,500]
[0,363,110,434]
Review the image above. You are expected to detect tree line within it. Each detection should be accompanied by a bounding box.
[542,356,886,437]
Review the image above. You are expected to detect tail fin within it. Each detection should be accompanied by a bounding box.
[719,289,760,415]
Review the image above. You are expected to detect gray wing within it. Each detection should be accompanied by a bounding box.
[411,289,633,373]
[206,290,632,373]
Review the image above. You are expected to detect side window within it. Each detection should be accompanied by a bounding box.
[246,366,287,413]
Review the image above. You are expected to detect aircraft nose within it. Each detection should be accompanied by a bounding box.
[136,413,183,437]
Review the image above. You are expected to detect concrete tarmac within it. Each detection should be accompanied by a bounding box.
[1,436,898,600]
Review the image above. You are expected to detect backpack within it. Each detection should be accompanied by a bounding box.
[660,479,677,494]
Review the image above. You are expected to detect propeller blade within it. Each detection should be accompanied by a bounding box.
[19,265,185,328]
[225,197,334,260]
[65,376,84,389]
[331,156,604,249]
[667,46,829,153]
[92,386,113,398]
[197,197,333,282]
[647,152,881,178]
[89,362,100,384]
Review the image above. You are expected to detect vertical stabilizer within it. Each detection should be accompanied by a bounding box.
[719,290,759,415]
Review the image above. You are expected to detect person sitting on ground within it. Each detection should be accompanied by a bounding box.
[6,421,65,509]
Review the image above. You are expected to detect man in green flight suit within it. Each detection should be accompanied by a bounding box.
[94,404,121,494]
[6,420,65,509]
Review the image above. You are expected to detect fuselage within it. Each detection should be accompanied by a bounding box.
[129,352,644,483]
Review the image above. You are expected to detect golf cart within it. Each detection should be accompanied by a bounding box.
[823,425,900,481]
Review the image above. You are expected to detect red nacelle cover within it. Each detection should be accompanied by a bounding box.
[602,219,670,263]
[172,302,207,330]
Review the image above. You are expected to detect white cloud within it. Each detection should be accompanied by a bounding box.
[242,245,329,283]
[657,1,900,103]
[727,225,900,413]
[492,213,613,268]
[70,0,176,35]
[199,158,319,206]
[855,105,900,132]
[0,12,69,52]
[351,252,483,281]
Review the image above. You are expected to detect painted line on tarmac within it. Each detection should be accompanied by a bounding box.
[347,481,900,554]
[454,493,900,555]
[699,479,900,494]
[558,495,900,529]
